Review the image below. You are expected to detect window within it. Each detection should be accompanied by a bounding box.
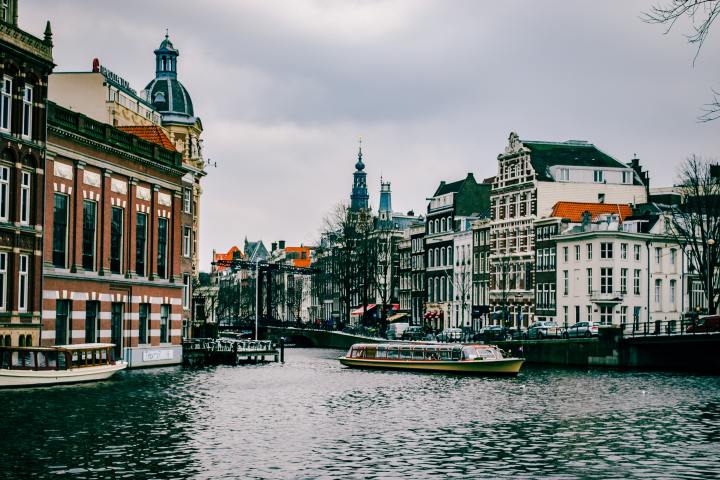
[52,194,69,268]
[157,217,168,278]
[55,300,70,346]
[587,268,592,295]
[85,301,99,343]
[160,304,170,343]
[20,171,30,225]
[593,170,604,183]
[563,246,568,262]
[21,84,32,138]
[81,200,97,271]
[549,284,555,308]
[620,268,628,294]
[655,279,662,305]
[598,193,605,204]
[601,242,613,259]
[669,279,677,308]
[0,165,8,221]
[18,254,28,312]
[621,243,628,260]
[655,247,662,265]
[600,305,613,325]
[558,168,569,181]
[183,188,192,213]
[183,274,191,310]
[183,226,191,258]
[563,270,569,295]
[586,243,593,260]
[633,306,641,329]
[670,248,677,268]
[575,245,580,261]
[622,171,631,184]
[600,267,613,294]
[139,303,149,344]
[0,76,10,131]
[110,207,123,274]
[587,305,593,322]
[441,218,446,232]
[621,306,628,325]
[135,213,147,276]
[633,269,641,295]
[0,252,5,311]
[634,245,641,261]
[563,306,569,325]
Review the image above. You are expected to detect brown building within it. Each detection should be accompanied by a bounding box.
[0,0,54,346]
[42,102,189,366]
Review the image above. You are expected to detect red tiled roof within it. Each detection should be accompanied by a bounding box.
[214,246,243,272]
[118,125,176,152]
[551,201,632,222]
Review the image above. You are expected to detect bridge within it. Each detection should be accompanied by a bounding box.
[264,326,387,350]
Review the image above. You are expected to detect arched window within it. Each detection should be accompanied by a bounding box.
[435,277,440,302]
[440,278,446,301]
[434,219,439,233]
[447,216,453,231]
[441,218,446,232]
[3,335,9,346]
[428,278,434,302]
[447,246,453,265]
[428,221,434,235]
[448,279,454,301]
[25,336,31,347]
[429,249,434,268]
[434,248,439,267]
[442,248,447,266]
[18,335,24,347]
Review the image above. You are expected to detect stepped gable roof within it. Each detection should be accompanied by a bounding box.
[118,125,176,151]
[431,173,491,218]
[522,140,628,182]
[551,201,632,222]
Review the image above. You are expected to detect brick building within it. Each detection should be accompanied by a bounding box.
[41,102,189,367]
[0,1,54,346]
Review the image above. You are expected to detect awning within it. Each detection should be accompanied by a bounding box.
[423,310,444,320]
[388,312,409,323]
[350,304,377,316]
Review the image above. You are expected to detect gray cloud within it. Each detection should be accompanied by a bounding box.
[21,0,720,270]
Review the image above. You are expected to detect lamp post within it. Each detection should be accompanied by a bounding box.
[254,259,260,340]
[707,239,715,315]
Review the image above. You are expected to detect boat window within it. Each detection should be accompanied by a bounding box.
[476,348,496,359]
[47,351,58,368]
[375,346,386,359]
[451,348,462,361]
[400,348,412,360]
[439,349,451,360]
[58,352,67,370]
[350,348,362,358]
[387,348,399,359]
[462,347,478,360]
[365,347,376,359]
[100,349,108,363]
[412,348,425,360]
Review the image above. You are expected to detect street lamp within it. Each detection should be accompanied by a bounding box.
[707,239,715,314]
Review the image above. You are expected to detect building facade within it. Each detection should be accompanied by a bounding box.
[489,132,648,328]
[0,1,54,346]
[409,222,425,326]
[471,219,491,330]
[42,102,188,367]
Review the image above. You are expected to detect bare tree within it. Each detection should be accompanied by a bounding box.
[669,155,720,314]
[643,0,720,121]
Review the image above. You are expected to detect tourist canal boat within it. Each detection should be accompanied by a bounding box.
[339,343,524,375]
[0,343,127,388]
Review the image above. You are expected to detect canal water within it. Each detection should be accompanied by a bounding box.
[2,348,719,479]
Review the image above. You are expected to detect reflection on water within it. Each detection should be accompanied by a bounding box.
[1,349,719,479]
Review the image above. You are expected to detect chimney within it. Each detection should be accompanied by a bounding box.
[271,242,277,252]
[279,240,285,250]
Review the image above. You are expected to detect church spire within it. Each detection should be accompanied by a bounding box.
[350,137,369,212]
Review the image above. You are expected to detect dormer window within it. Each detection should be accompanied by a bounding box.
[622,171,631,184]
[593,170,604,183]
[558,168,569,181]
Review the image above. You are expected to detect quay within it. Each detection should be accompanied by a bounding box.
[182,339,284,367]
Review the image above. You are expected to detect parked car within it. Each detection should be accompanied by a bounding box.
[482,325,512,341]
[401,326,425,341]
[685,315,720,334]
[563,321,599,338]
[436,328,463,342]
[525,321,561,339]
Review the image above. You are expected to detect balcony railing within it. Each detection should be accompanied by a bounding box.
[589,290,624,302]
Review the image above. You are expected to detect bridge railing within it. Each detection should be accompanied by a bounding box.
[620,319,719,338]
[183,338,274,352]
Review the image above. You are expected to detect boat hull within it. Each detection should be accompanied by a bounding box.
[338,357,523,375]
[0,362,127,388]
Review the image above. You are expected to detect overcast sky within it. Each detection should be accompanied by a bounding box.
[23,0,720,270]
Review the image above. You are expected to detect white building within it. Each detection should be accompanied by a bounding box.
[555,214,690,329]
[452,225,474,328]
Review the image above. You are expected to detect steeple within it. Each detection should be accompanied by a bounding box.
[154,30,179,79]
[379,179,392,221]
[350,138,369,212]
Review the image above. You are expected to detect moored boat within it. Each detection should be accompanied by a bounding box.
[0,343,127,388]
[338,343,524,375]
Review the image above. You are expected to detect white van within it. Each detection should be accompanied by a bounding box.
[386,322,409,340]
